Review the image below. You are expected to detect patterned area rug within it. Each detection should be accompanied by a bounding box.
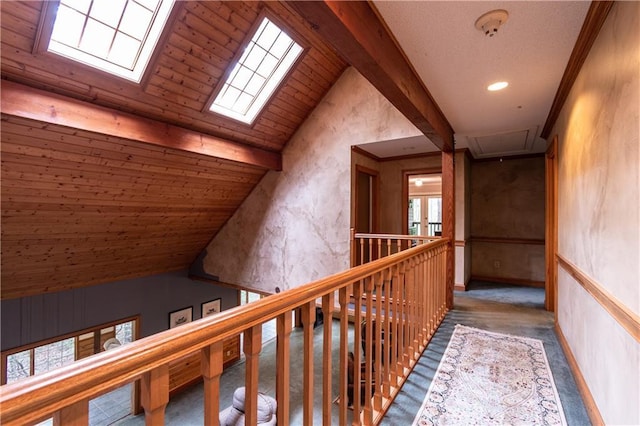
[413,325,567,425]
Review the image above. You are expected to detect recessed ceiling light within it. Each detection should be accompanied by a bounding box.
[415,179,423,187]
[488,81,509,91]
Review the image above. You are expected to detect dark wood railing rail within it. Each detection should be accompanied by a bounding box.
[0,238,450,426]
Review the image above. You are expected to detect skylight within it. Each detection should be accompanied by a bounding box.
[209,17,303,125]
[47,0,175,83]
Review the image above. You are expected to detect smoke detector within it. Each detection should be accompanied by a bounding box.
[475,9,509,37]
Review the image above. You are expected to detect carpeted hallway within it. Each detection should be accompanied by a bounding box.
[114,281,590,425]
[381,281,590,425]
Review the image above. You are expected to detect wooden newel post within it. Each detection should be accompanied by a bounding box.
[141,364,169,426]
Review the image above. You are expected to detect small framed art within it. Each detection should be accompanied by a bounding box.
[201,298,222,318]
[168,306,192,329]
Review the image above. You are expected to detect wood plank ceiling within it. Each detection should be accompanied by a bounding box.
[0,1,348,299]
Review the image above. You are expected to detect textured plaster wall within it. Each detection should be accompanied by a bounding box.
[552,2,639,424]
[202,68,421,293]
[470,157,545,283]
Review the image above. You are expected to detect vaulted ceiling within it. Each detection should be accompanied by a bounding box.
[0,1,348,299]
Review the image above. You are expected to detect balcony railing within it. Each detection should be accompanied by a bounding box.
[0,237,450,426]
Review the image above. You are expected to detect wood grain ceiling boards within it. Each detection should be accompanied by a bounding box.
[0,1,347,299]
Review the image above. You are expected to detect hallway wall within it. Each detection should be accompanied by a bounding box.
[470,156,545,285]
[202,67,422,293]
[551,2,639,424]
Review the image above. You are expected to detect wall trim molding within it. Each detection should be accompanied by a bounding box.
[555,324,605,425]
[557,255,640,343]
[454,240,466,247]
[541,1,615,138]
[470,275,544,288]
[471,236,545,245]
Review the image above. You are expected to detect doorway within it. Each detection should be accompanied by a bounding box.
[354,166,379,264]
[403,170,442,237]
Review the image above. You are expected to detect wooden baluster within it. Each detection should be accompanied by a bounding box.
[363,277,374,424]
[350,228,356,267]
[359,238,365,265]
[368,239,373,263]
[382,268,391,397]
[427,251,438,338]
[389,265,399,386]
[201,342,223,426]
[339,285,350,425]
[53,400,88,426]
[141,364,169,426]
[322,293,334,425]
[417,253,425,350]
[386,238,392,257]
[376,238,382,261]
[406,259,416,362]
[373,272,383,411]
[352,280,363,418]
[277,312,292,426]
[244,325,262,426]
[301,301,316,426]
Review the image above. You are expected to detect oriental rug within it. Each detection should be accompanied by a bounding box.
[412,325,567,426]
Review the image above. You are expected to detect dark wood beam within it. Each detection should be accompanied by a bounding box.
[541,1,614,139]
[0,80,282,171]
[286,1,454,151]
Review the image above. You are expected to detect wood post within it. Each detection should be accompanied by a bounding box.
[201,342,224,426]
[243,325,262,426]
[141,365,169,426]
[53,400,88,426]
[322,293,334,425]
[277,312,293,426]
[301,301,316,425]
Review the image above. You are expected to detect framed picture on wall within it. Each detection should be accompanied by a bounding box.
[168,307,192,329]
[201,298,221,318]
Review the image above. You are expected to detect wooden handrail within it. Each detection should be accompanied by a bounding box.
[354,232,440,241]
[0,238,450,426]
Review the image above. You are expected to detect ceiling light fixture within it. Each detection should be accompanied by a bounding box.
[475,9,509,38]
[415,179,423,187]
[488,81,509,91]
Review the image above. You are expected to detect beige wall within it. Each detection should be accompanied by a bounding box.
[470,156,546,284]
[202,67,421,293]
[551,2,639,424]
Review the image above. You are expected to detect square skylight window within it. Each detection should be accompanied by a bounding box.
[209,16,303,125]
[46,0,175,83]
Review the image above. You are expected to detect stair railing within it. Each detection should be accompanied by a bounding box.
[0,238,450,426]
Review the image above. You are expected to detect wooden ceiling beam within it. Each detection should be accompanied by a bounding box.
[286,0,454,151]
[0,80,282,171]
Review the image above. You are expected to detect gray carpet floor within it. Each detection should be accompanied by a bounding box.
[114,281,590,425]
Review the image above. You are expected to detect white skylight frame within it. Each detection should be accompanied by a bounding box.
[208,16,304,125]
[44,0,175,83]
